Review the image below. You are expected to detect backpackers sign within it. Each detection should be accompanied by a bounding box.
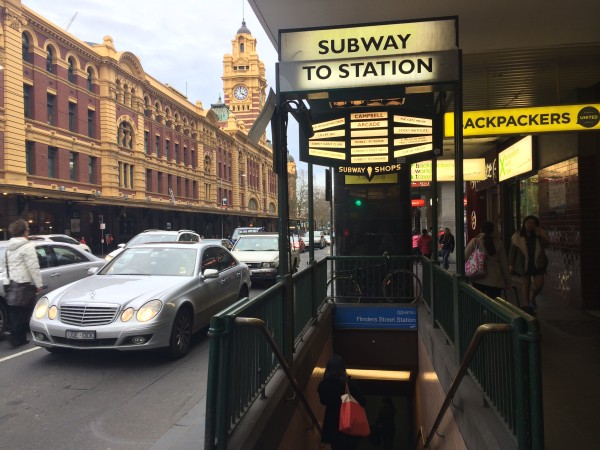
[444,104,600,137]
[278,18,459,93]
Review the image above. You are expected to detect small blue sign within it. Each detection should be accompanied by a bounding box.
[334,304,417,330]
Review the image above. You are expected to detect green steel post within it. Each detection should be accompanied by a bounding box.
[205,316,224,449]
[216,315,235,450]
[454,51,465,274]
[512,317,529,450]
[527,320,545,450]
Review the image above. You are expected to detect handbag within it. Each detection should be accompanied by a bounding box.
[465,241,486,279]
[339,382,370,437]
[4,251,37,307]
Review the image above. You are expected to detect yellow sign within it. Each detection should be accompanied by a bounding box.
[444,104,600,137]
[345,174,398,185]
[411,159,486,182]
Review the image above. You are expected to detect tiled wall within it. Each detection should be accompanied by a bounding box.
[537,157,582,306]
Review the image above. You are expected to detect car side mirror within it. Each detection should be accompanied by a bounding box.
[87,267,100,275]
[118,243,126,249]
[202,268,219,280]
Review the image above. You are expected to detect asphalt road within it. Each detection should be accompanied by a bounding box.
[0,246,330,450]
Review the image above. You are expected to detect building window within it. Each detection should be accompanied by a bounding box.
[26,141,35,175]
[69,152,78,181]
[47,93,56,126]
[168,174,173,195]
[22,33,30,63]
[46,47,53,73]
[69,102,77,132]
[183,146,188,166]
[146,169,152,191]
[87,68,93,91]
[191,149,196,168]
[24,84,32,119]
[240,43,245,53]
[48,147,57,178]
[193,180,197,199]
[175,143,179,163]
[87,109,95,138]
[156,135,161,158]
[68,58,75,83]
[130,165,134,189]
[89,156,96,184]
[157,171,163,193]
[165,139,171,160]
[144,131,149,154]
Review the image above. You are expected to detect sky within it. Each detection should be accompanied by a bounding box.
[23,0,320,183]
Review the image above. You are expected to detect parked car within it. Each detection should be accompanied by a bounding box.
[0,241,106,334]
[231,227,264,245]
[232,232,300,283]
[306,230,327,249]
[104,229,200,261]
[324,232,333,246]
[29,242,251,358]
[202,238,234,251]
[29,234,91,253]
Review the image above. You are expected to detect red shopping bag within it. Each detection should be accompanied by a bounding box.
[339,384,370,437]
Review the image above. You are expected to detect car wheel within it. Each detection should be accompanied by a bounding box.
[238,286,249,300]
[166,307,193,358]
[0,302,7,335]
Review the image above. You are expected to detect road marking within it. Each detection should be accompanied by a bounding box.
[0,346,41,363]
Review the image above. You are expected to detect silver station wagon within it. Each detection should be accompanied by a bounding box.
[29,242,251,358]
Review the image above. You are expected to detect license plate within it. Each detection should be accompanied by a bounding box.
[66,330,96,340]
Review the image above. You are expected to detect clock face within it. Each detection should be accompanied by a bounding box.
[234,85,249,101]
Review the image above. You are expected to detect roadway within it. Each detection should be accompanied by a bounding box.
[0,246,330,449]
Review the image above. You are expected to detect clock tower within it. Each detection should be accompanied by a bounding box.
[222,21,267,131]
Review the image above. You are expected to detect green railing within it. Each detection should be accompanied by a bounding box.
[420,257,544,449]
[205,255,543,450]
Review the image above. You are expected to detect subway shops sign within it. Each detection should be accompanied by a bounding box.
[278,18,459,93]
[444,104,600,137]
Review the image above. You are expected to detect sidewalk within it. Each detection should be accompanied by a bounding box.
[441,259,600,449]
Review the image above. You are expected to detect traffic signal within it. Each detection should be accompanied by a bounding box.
[354,198,363,207]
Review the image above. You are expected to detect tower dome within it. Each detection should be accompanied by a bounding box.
[237,20,251,35]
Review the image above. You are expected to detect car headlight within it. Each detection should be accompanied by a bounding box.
[48,306,58,320]
[121,307,134,322]
[33,297,49,319]
[136,300,162,322]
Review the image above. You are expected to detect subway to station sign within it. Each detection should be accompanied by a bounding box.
[444,104,600,137]
[278,18,458,92]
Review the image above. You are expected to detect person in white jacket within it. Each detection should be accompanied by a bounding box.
[2,219,43,347]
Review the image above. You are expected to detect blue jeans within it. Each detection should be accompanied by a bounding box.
[441,248,452,269]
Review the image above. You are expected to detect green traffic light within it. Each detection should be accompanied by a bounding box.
[354,199,362,207]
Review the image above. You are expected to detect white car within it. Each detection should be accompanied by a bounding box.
[29,234,91,253]
[306,231,327,249]
[105,229,200,261]
[231,232,299,283]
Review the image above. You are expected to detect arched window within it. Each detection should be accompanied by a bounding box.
[204,155,211,175]
[87,67,93,91]
[240,43,245,53]
[68,58,75,83]
[248,198,258,211]
[117,122,134,149]
[22,33,30,63]
[46,47,54,73]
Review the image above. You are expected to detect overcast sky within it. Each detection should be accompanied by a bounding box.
[23,0,319,182]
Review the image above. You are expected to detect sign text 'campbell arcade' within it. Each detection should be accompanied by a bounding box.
[279,18,458,92]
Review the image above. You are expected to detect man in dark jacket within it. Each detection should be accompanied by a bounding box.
[439,227,455,270]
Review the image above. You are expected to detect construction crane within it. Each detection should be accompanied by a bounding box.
[65,12,78,31]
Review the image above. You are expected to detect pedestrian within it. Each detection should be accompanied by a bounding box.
[412,230,421,256]
[439,227,455,270]
[79,236,86,245]
[1,219,43,347]
[508,215,549,314]
[465,221,511,300]
[416,229,433,259]
[318,354,367,450]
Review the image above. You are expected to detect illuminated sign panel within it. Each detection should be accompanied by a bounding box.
[279,18,458,93]
[498,136,533,182]
[280,19,457,61]
[444,104,600,137]
[411,159,486,182]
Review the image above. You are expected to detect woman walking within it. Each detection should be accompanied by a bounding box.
[465,221,511,300]
[509,215,549,314]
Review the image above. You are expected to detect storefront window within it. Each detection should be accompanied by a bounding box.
[520,174,539,221]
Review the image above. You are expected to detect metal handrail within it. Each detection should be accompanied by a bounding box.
[234,317,323,435]
[420,323,513,449]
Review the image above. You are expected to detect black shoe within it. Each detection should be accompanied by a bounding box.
[519,305,535,316]
[10,338,30,348]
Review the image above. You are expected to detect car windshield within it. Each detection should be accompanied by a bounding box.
[100,247,197,276]
[234,237,278,252]
[127,233,178,246]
